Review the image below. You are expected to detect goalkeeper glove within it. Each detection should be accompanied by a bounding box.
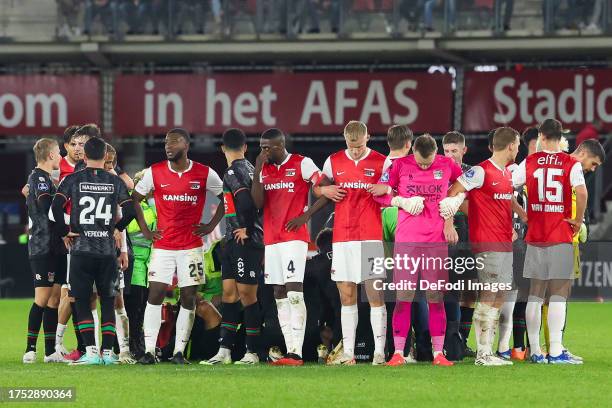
[391,196,425,216]
[438,192,466,219]
[578,223,588,243]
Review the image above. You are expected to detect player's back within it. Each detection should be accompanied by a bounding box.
[224,158,263,244]
[59,168,130,257]
[525,151,577,245]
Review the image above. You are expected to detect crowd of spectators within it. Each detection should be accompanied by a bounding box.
[53,0,610,39]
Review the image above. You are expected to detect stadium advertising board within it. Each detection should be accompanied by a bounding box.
[113,72,453,135]
[463,69,612,132]
[0,75,100,135]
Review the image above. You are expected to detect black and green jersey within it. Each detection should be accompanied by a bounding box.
[222,158,263,244]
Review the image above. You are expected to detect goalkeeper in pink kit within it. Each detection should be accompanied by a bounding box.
[374,134,462,366]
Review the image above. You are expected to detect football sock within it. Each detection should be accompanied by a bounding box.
[498,290,517,353]
[70,302,85,353]
[143,302,162,355]
[43,307,58,356]
[428,302,446,354]
[55,323,67,350]
[547,296,567,357]
[173,306,195,355]
[114,307,130,354]
[91,308,100,349]
[459,306,474,343]
[341,304,358,358]
[275,297,293,354]
[243,302,262,354]
[100,297,116,352]
[75,299,95,348]
[26,303,44,353]
[288,291,307,357]
[542,303,550,354]
[219,301,242,350]
[392,301,412,355]
[370,305,387,357]
[473,302,498,356]
[525,296,544,356]
[512,301,527,350]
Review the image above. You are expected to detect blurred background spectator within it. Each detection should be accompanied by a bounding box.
[576,120,603,146]
[588,0,606,31]
[56,0,83,38]
[119,0,150,35]
[84,0,118,35]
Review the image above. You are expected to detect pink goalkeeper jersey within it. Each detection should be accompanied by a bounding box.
[376,154,462,243]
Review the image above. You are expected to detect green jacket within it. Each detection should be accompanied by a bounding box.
[127,200,157,248]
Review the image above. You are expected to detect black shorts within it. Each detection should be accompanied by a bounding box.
[30,256,57,288]
[69,254,119,299]
[221,240,263,285]
[54,254,68,285]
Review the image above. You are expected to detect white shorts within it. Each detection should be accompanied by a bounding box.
[264,241,308,285]
[331,240,386,284]
[148,246,205,288]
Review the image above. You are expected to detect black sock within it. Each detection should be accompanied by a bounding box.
[71,302,86,353]
[75,299,95,348]
[243,302,261,354]
[100,297,116,352]
[26,303,44,353]
[512,301,527,349]
[459,306,474,343]
[43,307,58,356]
[219,301,242,350]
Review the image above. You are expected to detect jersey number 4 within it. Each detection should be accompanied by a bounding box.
[533,168,563,203]
[79,196,113,225]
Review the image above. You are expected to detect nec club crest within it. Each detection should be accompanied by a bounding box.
[190,181,201,190]
[285,169,296,177]
[433,170,443,180]
[364,168,375,177]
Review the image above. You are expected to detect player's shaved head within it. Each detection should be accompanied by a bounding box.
[165,128,190,162]
[167,128,191,144]
[260,128,287,164]
[84,137,107,161]
[413,134,437,158]
[344,121,368,142]
[261,128,285,141]
[492,127,520,151]
[222,128,247,151]
[387,125,413,150]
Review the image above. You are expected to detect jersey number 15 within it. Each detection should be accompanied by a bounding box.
[533,168,563,203]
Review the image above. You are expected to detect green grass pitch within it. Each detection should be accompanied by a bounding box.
[1,299,611,407]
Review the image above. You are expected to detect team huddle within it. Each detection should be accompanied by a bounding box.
[22,118,605,366]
